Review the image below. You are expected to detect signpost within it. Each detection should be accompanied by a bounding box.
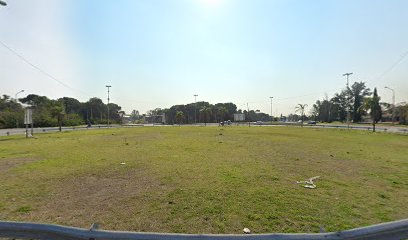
[24,109,33,137]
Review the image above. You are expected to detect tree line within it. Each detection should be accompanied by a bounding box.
[310,81,408,125]
[0,94,122,129]
[143,102,237,124]
[1,81,407,129]
[136,102,276,125]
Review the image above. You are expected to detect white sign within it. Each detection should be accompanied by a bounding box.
[24,109,33,124]
[234,113,245,121]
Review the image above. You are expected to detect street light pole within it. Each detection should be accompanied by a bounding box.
[385,86,395,125]
[194,94,198,124]
[106,85,111,127]
[343,72,353,129]
[14,90,24,128]
[269,97,273,123]
[15,90,24,103]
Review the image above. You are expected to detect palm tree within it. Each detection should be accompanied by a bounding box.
[217,106,228,122]
[50,104,65,132]
[295,104,307,127]
[175,111,184,125]
[359,88,381,132]
[200,106,211,126]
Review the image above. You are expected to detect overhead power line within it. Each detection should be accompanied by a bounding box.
[369,50,408,85]
[0,40,90,97]
[236,87,343,107]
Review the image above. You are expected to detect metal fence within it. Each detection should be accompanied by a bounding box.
[1,219,408,240]
[307,123,408,134]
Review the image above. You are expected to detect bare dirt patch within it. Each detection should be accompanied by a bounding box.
[0,157,40,174]
[29,167,163,229]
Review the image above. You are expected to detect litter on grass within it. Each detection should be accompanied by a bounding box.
[243,228,251,234]
[120,162,126,165]
[296,176,320,189]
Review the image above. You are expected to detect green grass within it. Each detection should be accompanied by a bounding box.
[0,126,407,234]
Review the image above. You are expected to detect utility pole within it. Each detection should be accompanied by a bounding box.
[343,72,353,129]
[269,97,273,123]
[385,86,395,125]
[106,85,111,127]
[194,94,198,124]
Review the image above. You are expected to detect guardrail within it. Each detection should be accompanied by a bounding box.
[0,124,145,137]
[1,219,408,240]
[1,123,407,137]
[305,123,408,134]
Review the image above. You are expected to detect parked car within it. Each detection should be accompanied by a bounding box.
[308,121,317,125]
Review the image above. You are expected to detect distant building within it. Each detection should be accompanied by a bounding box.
[143,113,166,124]
[234,113,245,121]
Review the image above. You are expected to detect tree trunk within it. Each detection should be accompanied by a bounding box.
[58,115,62,132]
[372,119,375,132]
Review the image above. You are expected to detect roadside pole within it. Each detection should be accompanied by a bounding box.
[24,108,32,138]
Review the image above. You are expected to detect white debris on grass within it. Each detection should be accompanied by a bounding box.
[243,228,251,234]
[296,176,320,189]
[120,162,126,165]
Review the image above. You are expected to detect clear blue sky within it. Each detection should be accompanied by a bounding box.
[1,0,407,115]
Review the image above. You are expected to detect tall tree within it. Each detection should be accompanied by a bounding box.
[0,95,24,128]
[19,94,50,107]
[360,88,382,132]
[50,103,65,132]
[395,103,408,124]
[330,91,348,122]
[86,98,105,123]
[349,82,371,122]
[129,110,140,123]
[175,111,184,125]
[217,106,228,122]
[199,106,211,126]
[58,97,81,114]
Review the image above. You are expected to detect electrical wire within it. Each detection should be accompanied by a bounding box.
[2,39,405,108]
[0,40,90,97]
[368,50,408,85]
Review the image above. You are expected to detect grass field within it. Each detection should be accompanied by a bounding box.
[0,126,408,234]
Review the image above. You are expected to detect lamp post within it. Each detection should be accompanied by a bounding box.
[15,90,24,103]
[343,72,353,129]
[194,94,198,124]
[384,86,395,125]
[106,85,111,127]
[15,90,24,128]
[269,97,273,123]
[118,111,125,125]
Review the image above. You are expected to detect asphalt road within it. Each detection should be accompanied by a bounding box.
[0,125,127,137]
[1,123,407,137]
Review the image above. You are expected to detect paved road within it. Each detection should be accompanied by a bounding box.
[0,125,138,137]
[1,123,407,137]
